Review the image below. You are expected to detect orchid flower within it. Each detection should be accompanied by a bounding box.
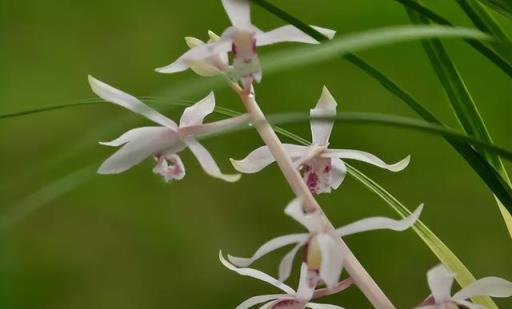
[416,264,512,309]
[228,198,423,287]
[231,87,411,194]
[220,252,348,309]
[155,0,336,85]
[182,30,230,77]
[89,75,247,182]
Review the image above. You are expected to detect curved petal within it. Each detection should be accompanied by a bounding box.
[231,144,308,174]
[310,26,336,40]
[99,127,163,147]
[317,234,343,288]
[284,198,324,232]
[296,263,315,301]
[186,140,240,182]
[324,150,410,172]
[88,76,178,129]
[335,204,423,237]
[219,251,296,295]
[310,87,337,146]
[222,0,251,29]
[235,294,283,309]
[228,233,308,267]
[427,265,455,303]
[329,158,347,190]
[98,127,177,174]
[453,277,512,300]
[256,25,336,46]
[306,303,345,309]
[279,240,308,282]
[179,92,215,127]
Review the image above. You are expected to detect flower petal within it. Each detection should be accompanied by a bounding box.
[186,139,240,182]
[98,127,176,174]
[453,299,485,309]
[99,127,162,147]
[219,251,296,295]
[256,25,336,46]
[324,150,410,172]
[279,240,309,282]
[427,265,455,303]
[306,303,345,309]
[310,26,337,40]
[284,198,324,232]
[222,0,251,29]
[296,263,315,301]
[335,204,423,237]
[329,158,347,190]
[453,277,512,300]
[231,144,308,174]
[317,233,343,288]
[88,76,178,129]
[228,233,308,267]
[179,92,215,127]
[310,87,337,146]
[235,294,283,309]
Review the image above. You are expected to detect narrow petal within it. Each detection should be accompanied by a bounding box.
[235,294,283,309]
[335,204,423,237]
[231,144,308,174]
[296,263,315,301]
[279,240,308,282]
[99,127,162,147]
[310,26,337,39]
[324,150,410,172]
[187,139,240,182]
[228,233,308,267]
[256,25,317,46]
[222,0,251,29]
[185,36,204,48]
[98,127,176,174]
[219,251,296,295]
[453,277,512,300]
[306,303,345,309]
[317,234,343,288]
[329,158,347,190]
[310,87,337,146]
[88,76,178,129]
[427,265,455,303]
[179,92,215,127]
[284,198,324,232]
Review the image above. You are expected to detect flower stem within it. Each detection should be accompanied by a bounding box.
[230,82,395,309]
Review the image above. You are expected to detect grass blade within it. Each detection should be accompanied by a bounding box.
[476,0,512,16]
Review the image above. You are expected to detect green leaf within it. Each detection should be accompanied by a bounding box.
[476,0,512,17]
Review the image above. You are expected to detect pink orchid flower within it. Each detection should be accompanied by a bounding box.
[416,265,512,309]
[231,87,411,194]
[89,75,246,182]
[155,0,335,84]
[228,198,423,288]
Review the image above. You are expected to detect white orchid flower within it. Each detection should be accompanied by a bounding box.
[155,0,335,85]
[220,252,347,309]
[228,198,423,287]
[89,75,246,182]
[182,31,230,77]
[416,264,512,309]
[231,87,411,194]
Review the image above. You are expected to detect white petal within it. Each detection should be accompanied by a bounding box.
[412,306,438,309]
[329,158,347,190]
[235,294,283,309]
[452,299,484,309]
[256,25,317,46]
[335,204,423,237]
[231,144,308,174]
[284,198,324,232]
[99,127,162,147]
[179,92,215,127]
[279,240,309,282]
[310,87,337,146]
[324,150,410,172]
[222,0,251,29]
[186,139,240,182]
[88,76,178,129]
[453,277,512,300]
[310,26,336,40]
[296,263,315,301]
[98,127,176,174]
[185,36,204,48]
[306,303,345,309]
[317,234,343,288]
[228,233,308,267]
[427,265,455,303]
[219,251,296,295]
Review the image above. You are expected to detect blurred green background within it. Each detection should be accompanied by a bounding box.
[1,0,511,308]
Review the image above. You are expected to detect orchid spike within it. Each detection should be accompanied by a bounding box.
[220,252,348,309]
[228,198,423,286]
[89,75,245,182]
[231,86,410,194]
[416,264,512,309]
[155,0,335,85]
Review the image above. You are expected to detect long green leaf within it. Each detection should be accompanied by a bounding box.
[476,0,512,16]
